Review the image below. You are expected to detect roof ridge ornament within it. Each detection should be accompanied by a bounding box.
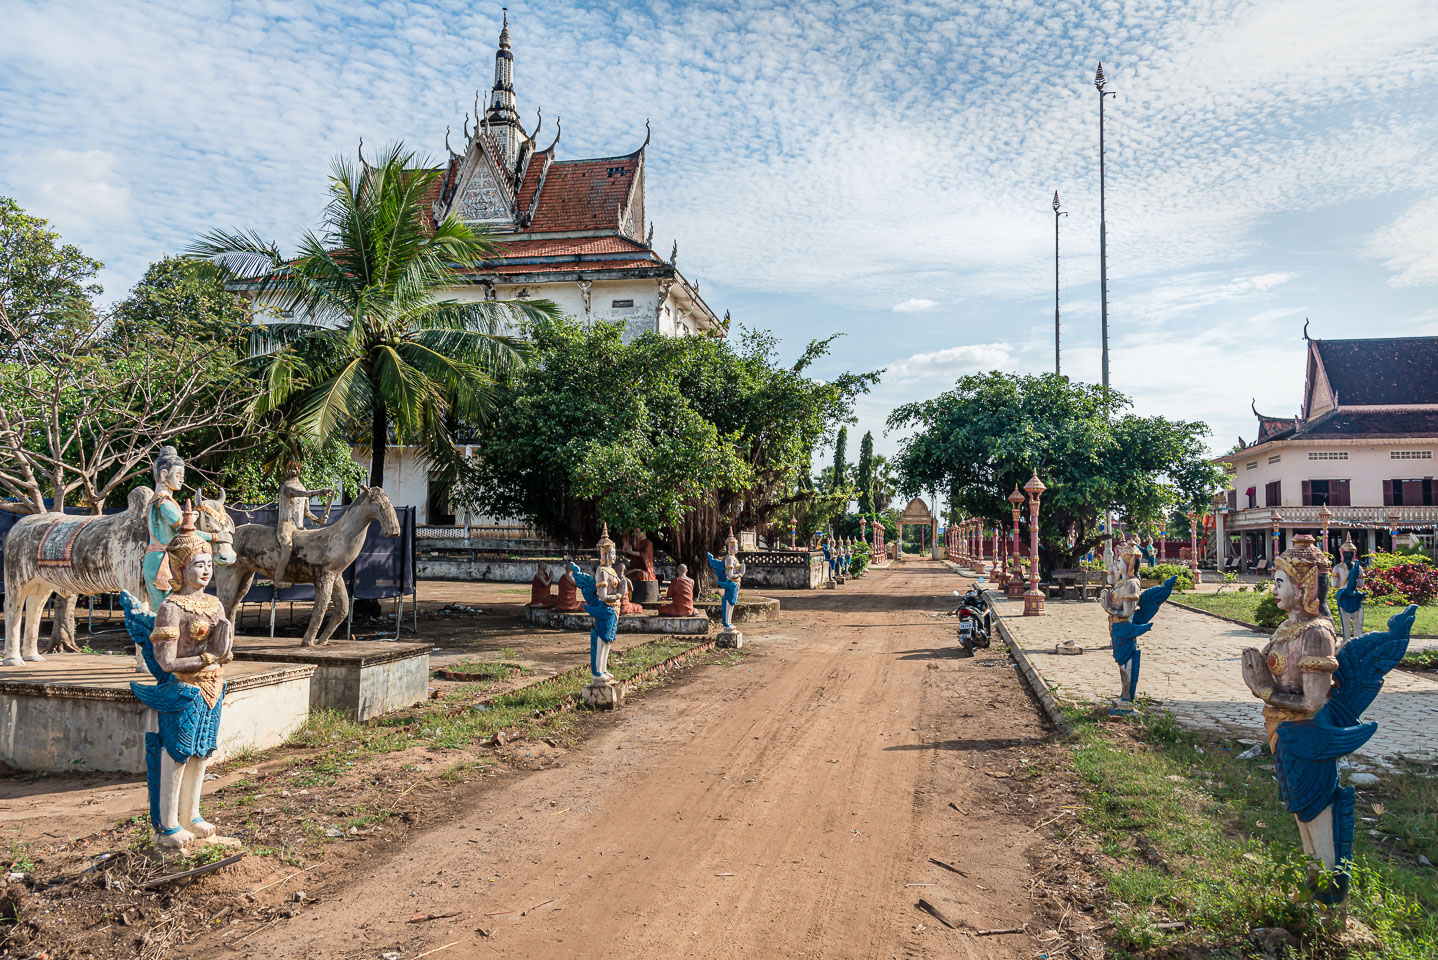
[542,117,561,154]
[1303,317,1311,340]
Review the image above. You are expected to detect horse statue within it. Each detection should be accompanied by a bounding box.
[213,486,401,647]
[3,488,236,667]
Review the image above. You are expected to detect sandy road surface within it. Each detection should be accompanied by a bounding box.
[201,561,1063,960]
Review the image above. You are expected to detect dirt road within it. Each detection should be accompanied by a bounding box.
[197,561,1070,960]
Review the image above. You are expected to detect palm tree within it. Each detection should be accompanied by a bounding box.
[188,142,557,486]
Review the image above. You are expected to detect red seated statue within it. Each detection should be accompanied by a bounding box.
[657,563,696,617]
[616,562,645,615]
[623,531,656,582]
[553,561,584,613]
[529,563,556,607]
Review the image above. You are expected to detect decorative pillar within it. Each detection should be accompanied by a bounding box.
[1317,504,1333,559]
[1186,510,1203,585]
[790,517,797,550]
[1387,508,1401,552]
[1269,509,1282,565]
[1159,528,1166,562]
[1007,486,1026,599]
[995,524,1009,588]
[1023,472,1047,615]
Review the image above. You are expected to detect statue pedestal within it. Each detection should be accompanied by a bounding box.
[581,678,623,710]
[631,579,659,604]
[716,628,743,650]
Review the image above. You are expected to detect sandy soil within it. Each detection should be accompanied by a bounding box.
[172,561,1086,960]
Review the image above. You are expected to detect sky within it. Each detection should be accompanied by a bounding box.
[4,0,1438,469]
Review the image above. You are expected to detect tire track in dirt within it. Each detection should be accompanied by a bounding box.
[198,562,1063,960]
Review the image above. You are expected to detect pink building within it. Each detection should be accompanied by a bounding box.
[1213,334,1438,569]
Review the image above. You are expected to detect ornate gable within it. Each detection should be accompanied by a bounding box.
[450,140,516,227]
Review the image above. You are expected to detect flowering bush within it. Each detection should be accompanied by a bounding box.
[1364,561,1438,605]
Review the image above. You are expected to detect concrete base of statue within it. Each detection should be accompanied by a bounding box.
[581,677,623,710]
[0,655,315,774]
[526,606,711,635]
[715,628,743,650]
[631,579,660,604]
[232,637,430,721]
[1023,587,1045,616]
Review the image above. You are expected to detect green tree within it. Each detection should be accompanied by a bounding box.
[0,196,101,355]
[855,430,876,515]
[457,318,877,583]
[887,371,1220,573]
[188,142,556,487]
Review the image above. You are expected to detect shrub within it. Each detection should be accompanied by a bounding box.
[1254,593,1284,629]
[1368,549,1432,571]
[1367,562,1438,605]
[1144,563,1194,592]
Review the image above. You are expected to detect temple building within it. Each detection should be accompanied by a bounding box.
[380,13,725,531]
[418,12,720,341]
[1213,331,1438,568]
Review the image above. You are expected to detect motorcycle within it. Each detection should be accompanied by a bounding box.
[952,581,993,653]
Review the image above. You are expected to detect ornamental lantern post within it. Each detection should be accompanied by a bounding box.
[1387,508,1401,551]
[1159,527,1166,562]
[1007,486,1026,599]
[1023,472,1047,615]
[1186,510,1202,585]
[790,516,797,550]
[1269,509,1282,565]
[1317,504,1333,558]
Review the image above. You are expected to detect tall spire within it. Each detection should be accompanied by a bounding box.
[486,8,522,168]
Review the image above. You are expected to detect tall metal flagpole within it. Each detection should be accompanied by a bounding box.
[1052,191,1066,375]
[1095,63,1116,393]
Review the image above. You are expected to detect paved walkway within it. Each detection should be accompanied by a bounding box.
[988,592,1438,765]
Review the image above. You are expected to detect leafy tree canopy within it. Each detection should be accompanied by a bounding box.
[458,318,878,580]
[886,371,1220,566]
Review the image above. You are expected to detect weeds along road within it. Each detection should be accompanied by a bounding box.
[206,561,1070,960]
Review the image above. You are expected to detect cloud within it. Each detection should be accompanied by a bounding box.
[888,342,1015,383]
[5,148,130,234]
[1365,197,1438,287]
[892,298,937,313]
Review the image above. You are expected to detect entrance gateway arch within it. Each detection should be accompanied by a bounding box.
[897,497,941,560]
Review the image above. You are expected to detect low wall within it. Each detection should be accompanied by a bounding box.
[419,554,681,584]
[737,551,826,589]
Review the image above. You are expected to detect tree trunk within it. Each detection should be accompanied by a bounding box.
[370,395,387,489]
[47,594,79,653]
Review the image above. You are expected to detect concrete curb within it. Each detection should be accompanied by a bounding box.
[940,559,1072,736]
[987,600,1074,737]
[1169,599,1273,635]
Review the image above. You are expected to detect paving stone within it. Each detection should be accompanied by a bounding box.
[993,596,1438,763]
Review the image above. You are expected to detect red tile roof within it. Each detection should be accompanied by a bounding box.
[525,157,637,233]
[496,236,650,257]
[1315,337,1438,406]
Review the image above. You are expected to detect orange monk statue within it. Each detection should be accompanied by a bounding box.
[615,561,645,615]
[530,562,557,607]
[658,563,696,616]
[553,556,583,613]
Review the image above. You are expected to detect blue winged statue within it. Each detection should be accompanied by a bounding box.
[1100,538,1176,714]
[1242,534,1412,907]
[707,529,744,630]
[571,560,618,679]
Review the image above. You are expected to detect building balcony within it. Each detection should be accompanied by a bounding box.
[1224,504,1438,528]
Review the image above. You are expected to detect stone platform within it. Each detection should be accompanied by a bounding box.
[232,637,430,721]
[525,605,711,634]
[639,596,781,624]
[0,655,315,774]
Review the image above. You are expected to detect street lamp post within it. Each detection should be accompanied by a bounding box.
[1053,190,1067,375]
[1023,472,1047,616]
[1007,486,1026,600]
[1095,63,1116,394]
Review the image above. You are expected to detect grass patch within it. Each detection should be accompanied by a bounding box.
[1179,592,1438,635]
[1066,707,1438,958]
[438,759,493,782]
[279,638,711,786]
[437,660,526,681]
